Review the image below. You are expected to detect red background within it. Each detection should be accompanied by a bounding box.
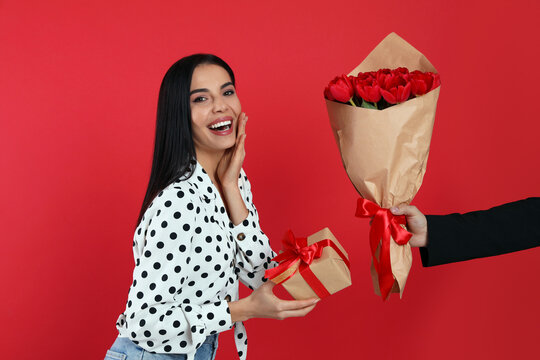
[1,0,539,359]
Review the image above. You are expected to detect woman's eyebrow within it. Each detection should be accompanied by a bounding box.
[190,82,234,95]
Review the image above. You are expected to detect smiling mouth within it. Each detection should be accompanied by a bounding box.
[208,120,232,132]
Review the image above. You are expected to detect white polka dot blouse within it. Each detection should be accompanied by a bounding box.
[115,160,277,360]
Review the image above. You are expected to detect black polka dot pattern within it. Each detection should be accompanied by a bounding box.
[115,161,277,360]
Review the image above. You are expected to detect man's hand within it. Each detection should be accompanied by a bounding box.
[390,204,428,247]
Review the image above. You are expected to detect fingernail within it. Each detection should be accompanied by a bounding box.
[314,299,320,303]
[390,207,398,213]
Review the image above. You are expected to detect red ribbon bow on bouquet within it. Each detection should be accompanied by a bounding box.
[355,198,412,300]
[264,230,350,299]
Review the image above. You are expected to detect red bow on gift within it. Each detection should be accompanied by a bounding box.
[264,230,350,299]
[355,198,412,300]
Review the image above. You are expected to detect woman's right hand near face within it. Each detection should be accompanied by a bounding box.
[228,282,319,322]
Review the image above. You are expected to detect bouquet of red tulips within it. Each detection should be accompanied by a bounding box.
[325,67,440,110]
[325,33,441,300]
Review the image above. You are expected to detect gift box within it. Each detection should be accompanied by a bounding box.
[265,228,351,300]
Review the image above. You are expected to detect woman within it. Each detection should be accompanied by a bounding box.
[104,54,318,360]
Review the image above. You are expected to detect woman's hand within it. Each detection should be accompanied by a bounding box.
[216,112,250,225]
[228,282,319,322]
[390,204,428,247]
[217,112,247,188]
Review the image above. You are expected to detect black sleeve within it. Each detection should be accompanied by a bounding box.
[419,197,540,267]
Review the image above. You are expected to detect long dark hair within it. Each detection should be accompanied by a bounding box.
[135,54,236,228]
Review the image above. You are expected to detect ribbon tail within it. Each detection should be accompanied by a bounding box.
[378,229,395,301]
[390,220,412,245]
[369,216,384,273]
[356,197,414,300]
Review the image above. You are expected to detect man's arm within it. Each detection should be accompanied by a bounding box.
[391,197,540,267]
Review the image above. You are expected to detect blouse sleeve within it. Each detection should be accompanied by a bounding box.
[229,170,278,290]
[124,185,232,354]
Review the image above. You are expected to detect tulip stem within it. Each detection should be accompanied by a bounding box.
[373,102,378,109]
[349,99,357,107]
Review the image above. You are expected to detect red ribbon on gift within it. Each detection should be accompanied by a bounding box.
[264,230,351,299]
[355,198,412,300]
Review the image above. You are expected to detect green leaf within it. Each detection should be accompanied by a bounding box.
[361,99,377,109]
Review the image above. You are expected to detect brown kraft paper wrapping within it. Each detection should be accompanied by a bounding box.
[274,228,352,300]
[325,32,440,299]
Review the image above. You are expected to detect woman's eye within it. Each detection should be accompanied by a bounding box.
[193,96,206,103]
[224,90,235,96]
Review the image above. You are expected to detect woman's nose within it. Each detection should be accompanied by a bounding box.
[212,97,227,112]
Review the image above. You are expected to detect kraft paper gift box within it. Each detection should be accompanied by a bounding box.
[265,228,351,300]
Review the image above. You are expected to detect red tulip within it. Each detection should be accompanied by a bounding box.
[356,72,374,83]
[326,74,354,104]
[380,72,411,104]
[409,72,429,96]
[324,85,335,101]
[353,76,381,103]
[393,67,409,76]
[409,71,441,96]
[367,71,377,79]
[430,72,441,90]
[376,68,393,88]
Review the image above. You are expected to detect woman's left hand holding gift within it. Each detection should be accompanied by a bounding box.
[228,282,319,322]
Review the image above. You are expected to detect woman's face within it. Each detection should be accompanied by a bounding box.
[189,64,241,155]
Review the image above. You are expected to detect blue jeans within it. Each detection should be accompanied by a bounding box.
[104,334,219,360]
